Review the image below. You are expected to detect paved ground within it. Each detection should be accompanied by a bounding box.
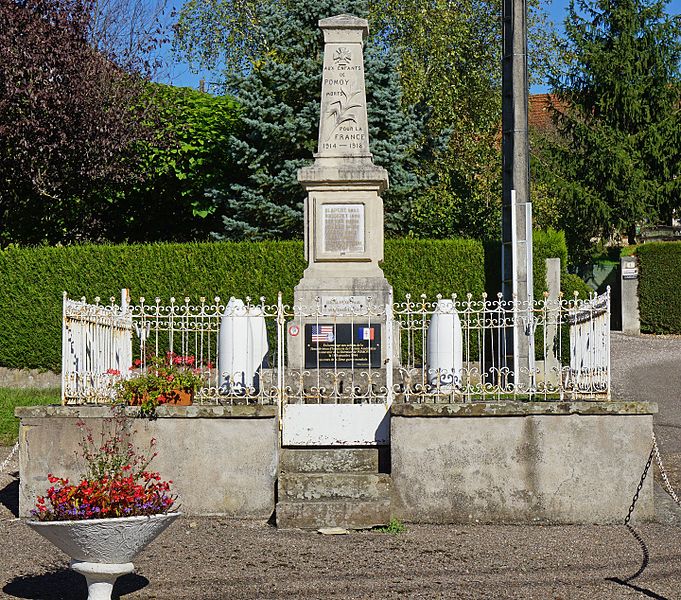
[0,332,680,599]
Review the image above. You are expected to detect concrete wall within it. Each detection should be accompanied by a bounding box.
[391,402,656,524]
[0,367,60,389]
[16,405,278,519]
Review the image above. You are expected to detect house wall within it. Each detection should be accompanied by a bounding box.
[390,402,656,524]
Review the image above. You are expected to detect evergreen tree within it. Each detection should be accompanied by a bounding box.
[205,0,425,240]
[547,0,680,260]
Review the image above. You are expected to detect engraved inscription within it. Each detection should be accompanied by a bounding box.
[319,42,368,152]
[322,204,364,254]
[320,295,368,314]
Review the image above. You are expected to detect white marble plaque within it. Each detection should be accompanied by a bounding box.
[322,204,364,254]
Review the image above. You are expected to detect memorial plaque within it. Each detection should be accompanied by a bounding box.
[305,323,381,368]
[322,204,364,254]
[320,295,368,314]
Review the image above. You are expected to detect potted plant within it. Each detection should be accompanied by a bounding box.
[116,353,205,416]
[26,413,180,600]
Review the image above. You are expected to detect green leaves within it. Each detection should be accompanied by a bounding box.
[638,243,681,334]
[538,0,680,263]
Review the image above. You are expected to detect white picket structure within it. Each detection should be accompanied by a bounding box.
[568,290,610,397]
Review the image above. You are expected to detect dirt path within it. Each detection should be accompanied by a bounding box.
[0,333,680,599]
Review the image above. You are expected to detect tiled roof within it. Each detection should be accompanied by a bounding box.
[528,93,571,131]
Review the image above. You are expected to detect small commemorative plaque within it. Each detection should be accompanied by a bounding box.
[304,323,381,369]
[320,295,368,314]
[321,204,365,255]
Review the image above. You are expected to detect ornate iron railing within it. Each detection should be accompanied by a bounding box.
[61,289,610,405]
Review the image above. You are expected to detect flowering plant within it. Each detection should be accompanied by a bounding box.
[116,353,205,415]
[32,415,176,521]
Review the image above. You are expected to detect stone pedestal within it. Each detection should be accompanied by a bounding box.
[289,14,395,372]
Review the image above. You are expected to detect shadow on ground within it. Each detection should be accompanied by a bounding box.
[605,523,671,600]
[3,569,148,599]
[1,477,19,517]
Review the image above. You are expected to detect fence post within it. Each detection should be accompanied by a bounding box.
[277,292,285,437]
[61,291,68,405]
[385,291,394,406]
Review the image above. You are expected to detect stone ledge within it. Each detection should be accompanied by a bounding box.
[391,401,658,418]
[15,404,277,419]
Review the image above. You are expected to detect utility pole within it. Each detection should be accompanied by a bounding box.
[501,0,534,386]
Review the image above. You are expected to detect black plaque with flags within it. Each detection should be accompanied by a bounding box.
[304,323,381,368]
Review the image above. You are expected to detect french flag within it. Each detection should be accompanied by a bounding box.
[358,327,374,341]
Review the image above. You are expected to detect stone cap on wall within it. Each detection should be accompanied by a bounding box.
[15,404,277,419]
[391,401,658,418]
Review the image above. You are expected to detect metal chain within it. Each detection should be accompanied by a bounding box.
[624,438,655,525]
[625,432,681,526]
[652,432,681,506]
[0,440,19,475]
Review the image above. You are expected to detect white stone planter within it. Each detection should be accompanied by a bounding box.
[27,512,180,600]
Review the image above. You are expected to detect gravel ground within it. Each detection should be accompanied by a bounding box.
[0,332,680,600]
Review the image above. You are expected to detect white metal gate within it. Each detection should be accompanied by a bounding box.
[279,297,394,446]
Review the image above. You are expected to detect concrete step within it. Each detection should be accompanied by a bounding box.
[279,473,391,502]
[276,499,391,530]
[279,448,379,474]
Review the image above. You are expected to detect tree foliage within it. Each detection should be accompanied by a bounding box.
[371,0,503,239]
[0,0,166,245]
[544,0,681,261]
[191,0,425,240]
[174,0,558,241]
[116,84,241,242]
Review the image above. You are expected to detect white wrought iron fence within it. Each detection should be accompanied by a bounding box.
[62,291,133,404]
[61,289,611,405]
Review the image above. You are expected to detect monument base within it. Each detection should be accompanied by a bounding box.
[287,274,395,371]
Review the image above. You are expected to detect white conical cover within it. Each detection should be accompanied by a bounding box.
[218,298,269,393]
[427,299,463,390]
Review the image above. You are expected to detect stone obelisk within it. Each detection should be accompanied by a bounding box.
[290,14,392,369]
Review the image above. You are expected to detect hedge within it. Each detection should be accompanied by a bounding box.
[484,229,589,300]
[0,239,486,371]
[0,235,581,371]
[637,242,681,334]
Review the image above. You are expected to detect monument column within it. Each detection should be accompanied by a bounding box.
[291,14,393,370]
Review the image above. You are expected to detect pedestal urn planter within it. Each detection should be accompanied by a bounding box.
[27,512,180,600]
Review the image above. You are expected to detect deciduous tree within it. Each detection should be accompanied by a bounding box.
[0,0,167,245]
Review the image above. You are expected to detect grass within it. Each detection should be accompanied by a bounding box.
[375,518,407,534]
[0,387,60,446]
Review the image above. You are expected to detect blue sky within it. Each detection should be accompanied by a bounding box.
[157,0,680,94]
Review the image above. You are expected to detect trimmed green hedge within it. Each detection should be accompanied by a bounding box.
[0,239,486,371]
[637,242,681,334]
[484,229,589,299]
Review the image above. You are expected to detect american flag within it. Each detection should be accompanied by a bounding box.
[310,325,335,343]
